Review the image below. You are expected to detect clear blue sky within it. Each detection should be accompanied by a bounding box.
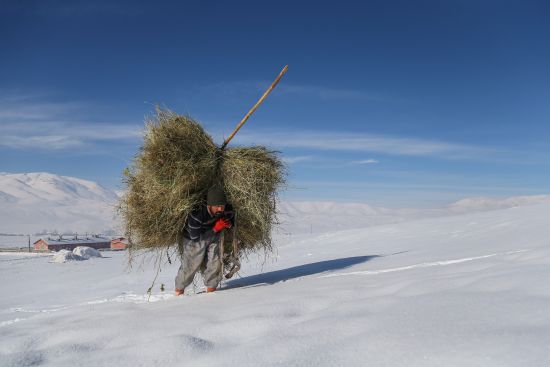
[1,0,549,207]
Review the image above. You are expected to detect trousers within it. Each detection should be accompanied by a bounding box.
[175,234,222,290]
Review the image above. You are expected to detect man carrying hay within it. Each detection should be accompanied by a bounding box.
[175,186,233,295]
[121,67,288,294]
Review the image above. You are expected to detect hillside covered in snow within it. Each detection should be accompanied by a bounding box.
[0,172,120,234]
[1,195,550,366]
[276,195,550,235]
[3,172,549,239]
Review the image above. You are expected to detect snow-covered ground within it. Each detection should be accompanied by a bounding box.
[1,198,550,366]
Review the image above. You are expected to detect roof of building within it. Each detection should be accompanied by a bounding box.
[34,237,112,246]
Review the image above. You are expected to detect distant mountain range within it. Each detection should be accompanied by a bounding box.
[1,172,549,235]
[275,195,550,235]
[0,172,120,234]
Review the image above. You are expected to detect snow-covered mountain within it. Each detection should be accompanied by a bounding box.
[447,195,550,213]
[277,195,550,235]
[0,172,118,204]
[2,171,550,236]
[0,172,120,234]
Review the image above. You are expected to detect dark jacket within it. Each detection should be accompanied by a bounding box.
[183,204,233,241]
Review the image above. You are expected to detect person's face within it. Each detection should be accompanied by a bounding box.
[208,205,225,215]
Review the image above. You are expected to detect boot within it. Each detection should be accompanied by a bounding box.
[206,287,216,293]
[175,288,184,296]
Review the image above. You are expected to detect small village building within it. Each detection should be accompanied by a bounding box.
[34,236,111,252]
[110,237,128,250]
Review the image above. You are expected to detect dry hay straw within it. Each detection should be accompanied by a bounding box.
[120,108,286,263]
[221,146,286,256]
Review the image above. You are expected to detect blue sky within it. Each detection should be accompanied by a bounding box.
[1,0,549,207]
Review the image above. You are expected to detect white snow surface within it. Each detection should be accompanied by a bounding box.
[1,199,550,366]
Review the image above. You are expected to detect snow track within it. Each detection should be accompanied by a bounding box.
[0,292,175,328]
[320,249,530,278]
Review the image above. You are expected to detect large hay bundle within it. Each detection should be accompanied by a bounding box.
[221,147,285,255]
[120,108,286,262]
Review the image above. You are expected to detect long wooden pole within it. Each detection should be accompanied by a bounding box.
[221,65,288,150]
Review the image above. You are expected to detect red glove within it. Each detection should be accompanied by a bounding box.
[213,218,232,232]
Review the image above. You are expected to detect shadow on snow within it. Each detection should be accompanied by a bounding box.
[224,255,380,289]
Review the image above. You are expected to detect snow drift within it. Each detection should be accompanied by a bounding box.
[52,249,85,263]
[72,246,102,259]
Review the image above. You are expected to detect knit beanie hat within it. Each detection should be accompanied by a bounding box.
[207,186,227,206]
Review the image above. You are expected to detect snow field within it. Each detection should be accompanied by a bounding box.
[1,200,550,366]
